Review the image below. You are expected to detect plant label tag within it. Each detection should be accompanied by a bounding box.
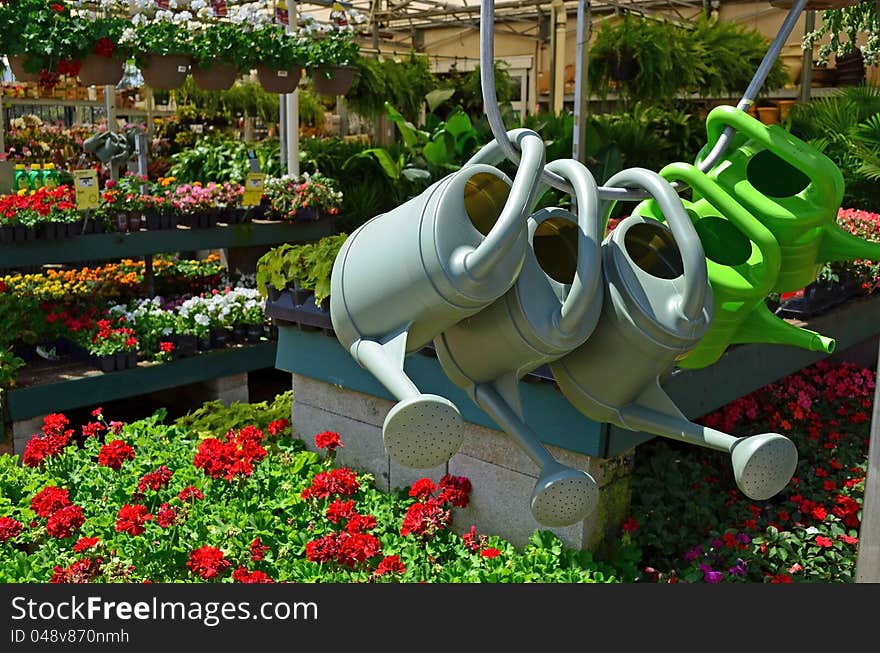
[242,173,266,207]
[277,70,288,78]
[177,65,188,73]
[155,0,170,8]
[73,170,100,210]
[212,0,228,17]
[276,6,289,25]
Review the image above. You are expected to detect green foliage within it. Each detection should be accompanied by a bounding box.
[789,84,880,210]
[307,29,360,67]
[256,234,349,304]
[440,62,515,121]
[243,25,309,71]
[175,392,293,438]
[589,15,788,107]
[345,55,438,122]
[190,22,248,69]
[134,18,192,59]
[804,3,879,66]
[0,346,25,389]
[0,0,81,70]
[167,135,282,183]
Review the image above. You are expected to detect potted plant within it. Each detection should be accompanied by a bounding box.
[131,13,192,90]
[87,319,138,372]
[73,14,130,87]
[190,21,244,91]
[804,3,880,70]
[264,172,342,223]
[246,25,308,94]
[305,13,361,96]
[0,0,81,85]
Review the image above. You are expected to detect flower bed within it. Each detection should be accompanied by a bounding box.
[0,397,623,583]
[624,360,873,583]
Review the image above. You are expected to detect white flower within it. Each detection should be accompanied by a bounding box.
[191,0,206,10]
[805,526,819,535]
[195,313,210,326]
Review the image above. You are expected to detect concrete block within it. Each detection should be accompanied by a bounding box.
[12,415,46,456]
[205,372,250,405]
[449,452,592,551]
[292,400,391,492]
[457,420,540,476]
[389,458,448,495]
[293,374,391,428]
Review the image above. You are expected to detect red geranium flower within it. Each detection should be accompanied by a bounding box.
[305,534,338,564]
[81,421,105,438]
[73,536,100,553]
[93,37,115,57]
[400,499,450,539]
[232,567,274,583]
[326,499,357,524]
[0,516,24,542]
[178,486,204,501]
[301,468,360,499]
[51,557,102,584]
[335,532,382,567]
[346,514,377,535]
[137,466,173,492]
[621,516,639,533]
[815,535,834,548]
[314,430,343,451]
[46,505,85,539]
[156,503,177,529]
[186,546,231,580]
[98,440,135,470]
[374,555,406,576]
[51,3,65,13]
[408,478,437,500]
[839,534,859,545]
[250,537,269,562]
[30,486,71,517]
[437,474,471,508]
[267,418,289,436]
[481,547,502,559]
[115,504,153,536]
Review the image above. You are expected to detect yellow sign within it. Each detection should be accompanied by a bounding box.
[242,173,266,207]
[73,170,100,210]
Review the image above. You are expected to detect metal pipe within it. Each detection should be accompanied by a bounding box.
[479,0,810,201]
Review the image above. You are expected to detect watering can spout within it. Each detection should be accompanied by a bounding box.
[458,130,546,281]
[818,225,880,266]
[733,303,836,354]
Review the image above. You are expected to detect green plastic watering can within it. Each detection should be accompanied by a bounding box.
[551,168,798,501]
[329,129,546,470]
[700,105,880,294]
[635,162,835,369]
[434,158,603,527]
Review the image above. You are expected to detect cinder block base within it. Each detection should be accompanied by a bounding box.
[151,372,250,412]
[12,415,46,456]
[292,374,634,551]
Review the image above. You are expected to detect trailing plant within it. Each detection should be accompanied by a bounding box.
[190,21,248,70]
[244,25,309,72]
[176,392,293,439]
[804,2,880,66]
[345,55,437,122]
[0,0,81,82]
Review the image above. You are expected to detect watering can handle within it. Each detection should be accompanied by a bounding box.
[659,162,782,278]
[465,128,540,167]
[603,168,708,322]
[704,105,842,202]
[459,129,546,281]
[542,158,602,335]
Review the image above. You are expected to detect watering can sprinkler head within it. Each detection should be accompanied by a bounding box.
[530,461,599,528]
[330,130,547,470]
[730,432,799,500]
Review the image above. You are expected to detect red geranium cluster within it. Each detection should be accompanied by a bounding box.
[50,557,103,584]
[98,439,136,470]
[314,430,343,452]
[193,425,267,482]
[137,466,173,493]
[0,185,76,224]
[186,545,231,580]
[305,531,382,568]
[156,503,177,529]
[22,413,74,467]
[0,516,24,543]
[401,475,473,540]
[178,486,204,501]
[29,486,85,539]
[232,567,274,583]
[115,503,153,536]
[300,467,360,500]
[267,419,290,437]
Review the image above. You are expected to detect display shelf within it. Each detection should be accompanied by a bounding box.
[274,294,880,459]
[2,341,277,424]
[0,219,334,268]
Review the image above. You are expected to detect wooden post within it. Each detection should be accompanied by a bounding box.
[572,0,591,163]
[856,345,880,582]
[799,10,815,104]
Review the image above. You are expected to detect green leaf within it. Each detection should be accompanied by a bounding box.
[425,88,456,113]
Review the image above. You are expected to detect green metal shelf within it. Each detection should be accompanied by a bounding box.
[2,341,277,423]
[0,219,334,268]
[275,294,880,458]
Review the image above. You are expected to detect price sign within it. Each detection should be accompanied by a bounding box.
[73,170,100,210]
[276,1,289,25]
[242,173,266,207]
[211,0,227,17]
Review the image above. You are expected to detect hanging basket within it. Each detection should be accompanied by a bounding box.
[256,64,302,94]
[608,54,637,82]
[78,53,124,87]
[139,53,191,90]
[191,60,239,91]
[769,0,858,8]
[8,55,41,83]
[310,65,357,96]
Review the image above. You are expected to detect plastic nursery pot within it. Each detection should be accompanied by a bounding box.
[310,65,357,96]
[210,328,228,349]
[246,324,264,343]
[78,53,124,87]
[197,335,212,351]
[191,60,238,91]
[232,324,247,343]
[139,53,191,90]
[8,55,41,83]
[256,64,302,94]
[98,355,116,373]
[127,211,142,232]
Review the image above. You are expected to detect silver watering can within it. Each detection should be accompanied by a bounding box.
[329,129,546,470]
[550,168,799,501]
[434,158,604,527]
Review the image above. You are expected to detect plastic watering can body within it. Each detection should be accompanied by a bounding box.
[635,162,835,369]
[434,159,604,527]
[329,129,546,471]
[551,169,799,501]
[700,105,880,293]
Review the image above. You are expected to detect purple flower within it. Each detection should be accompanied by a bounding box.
[684,545,702,563]
[728,559,747,576]
[703,570,724,584]
[736,533,751,545]
[711,538,724,549]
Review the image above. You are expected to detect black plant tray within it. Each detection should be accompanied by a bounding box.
[776,281,863,319]
[265,289,333,332]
